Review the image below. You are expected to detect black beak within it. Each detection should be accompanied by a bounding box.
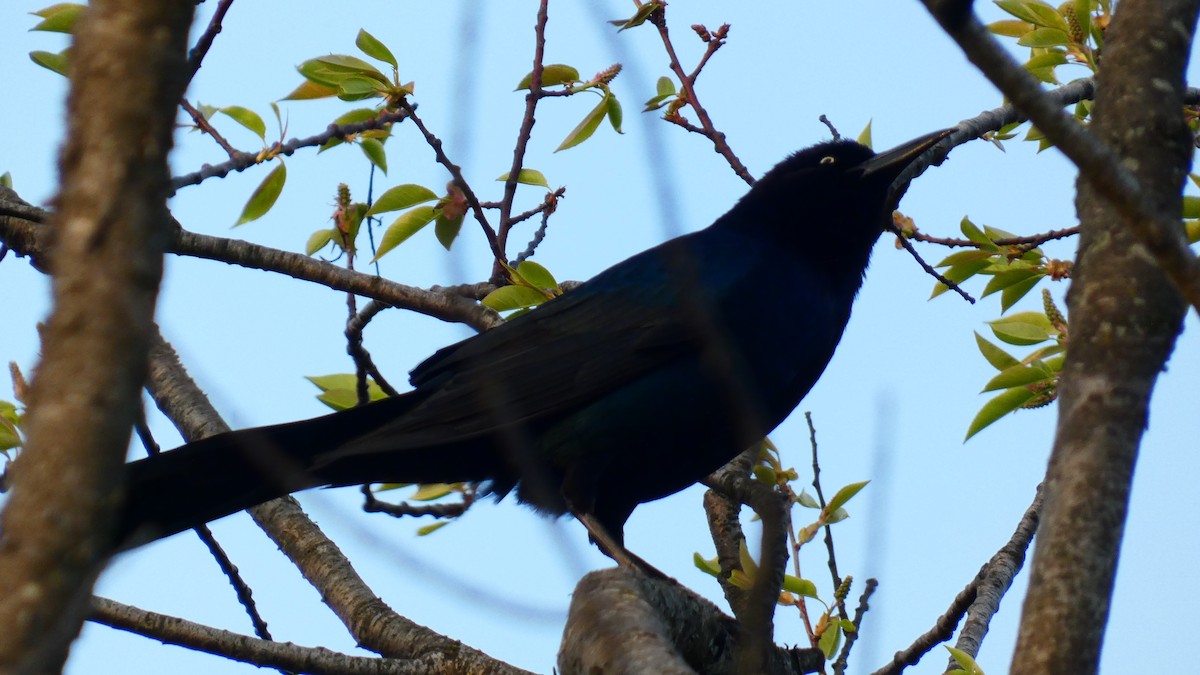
[858,128,955,181]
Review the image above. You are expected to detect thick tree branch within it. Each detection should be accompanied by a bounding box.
[92,597,439,675]
[143,329,529,674]
[1008,2,1198,673]
[872,486,1042,675]
[705,451,791,673]
[920,1,1200,316]
[0,1,194,671]
[559,568,825,675]
[0,200,502,333]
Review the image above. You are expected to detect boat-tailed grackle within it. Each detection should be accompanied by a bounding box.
[117,128,952,556]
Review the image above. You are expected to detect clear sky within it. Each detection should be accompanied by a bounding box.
[2,2,1197,673]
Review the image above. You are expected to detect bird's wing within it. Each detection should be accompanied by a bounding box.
[329,238,723,455]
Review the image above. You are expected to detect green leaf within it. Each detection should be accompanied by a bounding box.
[337,76,384,100]
[281,78,338,101]
[355,28,397,68]
[0,172,12,189]
[975,332,1021,370]
[796,490,820,509]
[782,575,818,598]
[693,552,722,577]
[643,76,678,111]
[981,363,1054,392]
[1186,219,1200,244]
[1026,51,1069,69]
[996,0,1068,30]
[1074,0,1093,37]
[306,373,386,409]
[611,1,660,31]
[988,311,1056,346]
[825,507,850,524]
[819,623,842,659]
[515,64,580,90]
[826,480,869,513]
[1000,273,1044,312]
[988,19,1034,37]
[296,55,387,90]
[234,162,287,226]
[965,387,1038,440]
[218,106,267,141]
[606,94,624,133]
[29,49,69,77]
[30,3,85,33]
[410,483,455,501]
[1025,50,1067,84]
[316,389,361,409]
[555,96,610,152]
[1018,27,1070,48]
[315,54,388,79]
[434,212,463,250]
[319,108,384,151]
[737,539,758,576]
[514,260,558,290]
[1182,195,1200,219]
[960,216,999,251]
[945,646,986,675]
[981,267,1040,297]
[366,184,438,216]
[496,169,550,189]
[306,228,338,255]
[482,285,550,312]
[856,120,873,148]
[372,205,437,261]
[935,248,995,268]
[306,373,359,392]
[417,522,450,536]
[359,137,387,173]
[1026,343,1066,363]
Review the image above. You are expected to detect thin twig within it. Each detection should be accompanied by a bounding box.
[186,0,236,81]
[832,578,878,675]
[346,300,401,397]
[920,3,1200,316]
[497,0,552,273]
[871,485,1043,675]
[511,188,565,264]
[649,10,754,185]
[180,99,241,159]
[805,413,847,623]
[361,484,476,520]
[394,98,502,269]
[170,108,412,192]
[909,226,1079,249]
[889,228,977,303]
[133,391,278,650]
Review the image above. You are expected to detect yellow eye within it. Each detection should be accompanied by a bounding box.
[819,156,836,165]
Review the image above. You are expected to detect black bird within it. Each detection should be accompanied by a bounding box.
[118,129,950,553]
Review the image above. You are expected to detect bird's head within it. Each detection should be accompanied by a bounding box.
[729,128,953,259]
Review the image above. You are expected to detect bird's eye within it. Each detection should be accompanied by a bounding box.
[819,156,836,165]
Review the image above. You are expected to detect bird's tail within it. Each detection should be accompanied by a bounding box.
[116,394,484,548]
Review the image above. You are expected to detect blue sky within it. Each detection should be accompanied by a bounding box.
[2,2,1197,673]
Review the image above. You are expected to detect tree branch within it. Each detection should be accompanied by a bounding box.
[920,1,1200,316]
[0,2,195,670]
[91,597,449,675]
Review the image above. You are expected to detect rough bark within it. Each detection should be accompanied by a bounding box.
[0,1,194,672]
[1011,2,1198,673]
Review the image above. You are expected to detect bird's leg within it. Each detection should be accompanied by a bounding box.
[573,511,672,580]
